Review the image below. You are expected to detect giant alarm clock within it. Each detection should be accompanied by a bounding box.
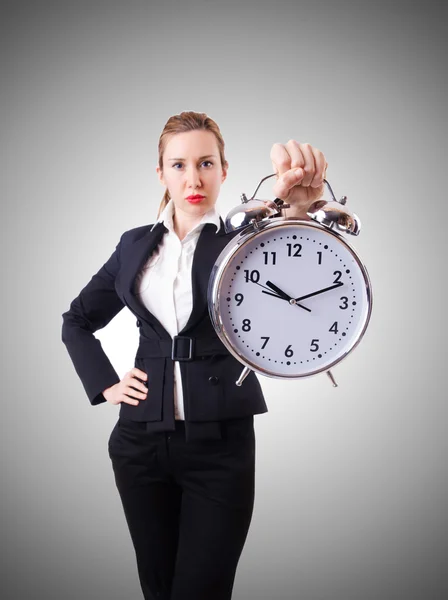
[207,174,373,387]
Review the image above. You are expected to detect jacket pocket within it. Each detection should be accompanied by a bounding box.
[186,354,266,421]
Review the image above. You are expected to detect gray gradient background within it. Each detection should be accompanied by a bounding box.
[1,0,447,598]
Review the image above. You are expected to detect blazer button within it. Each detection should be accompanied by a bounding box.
[208,376,219,385]
[136,319,141,327]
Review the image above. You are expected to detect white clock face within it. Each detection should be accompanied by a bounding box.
[212,220,372,378]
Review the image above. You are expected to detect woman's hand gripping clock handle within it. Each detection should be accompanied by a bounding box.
[270,140,328,219]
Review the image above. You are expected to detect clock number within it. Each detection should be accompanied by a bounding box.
[310,339,319,352]
[333,270,343,284]
[286,243,302,257]
[285,345,294,357]
[263,251,277,265]
[260,337,270,349]
[317,251,322,265]
[235,293,244,306]
[244,269,260,283]
[242,319,251,332]
[329,321,339,335]
[339,296,348,309]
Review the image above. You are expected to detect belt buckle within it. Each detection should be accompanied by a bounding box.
[172,335,195,361]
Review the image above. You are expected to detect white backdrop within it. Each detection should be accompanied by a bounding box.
[2,1,446,599]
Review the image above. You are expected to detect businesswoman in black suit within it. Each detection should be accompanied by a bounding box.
[61,111,328,600]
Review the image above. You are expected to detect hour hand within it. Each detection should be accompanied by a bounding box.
[263,281,311,313]
[264,281,292,301]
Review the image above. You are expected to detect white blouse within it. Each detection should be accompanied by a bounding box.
[134,199,221,420]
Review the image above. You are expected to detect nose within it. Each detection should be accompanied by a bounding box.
[185,165,202,190]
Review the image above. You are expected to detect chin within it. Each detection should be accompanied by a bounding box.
[186,199,214,210]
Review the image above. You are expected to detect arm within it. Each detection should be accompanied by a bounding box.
[61,232,127,406]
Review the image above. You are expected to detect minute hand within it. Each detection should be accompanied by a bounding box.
[295,282,343,302]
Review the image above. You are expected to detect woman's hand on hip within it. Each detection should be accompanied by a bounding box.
[103,368,148,406]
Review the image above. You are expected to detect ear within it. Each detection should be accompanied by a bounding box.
[221,163,228,184]
[156,166,166,186]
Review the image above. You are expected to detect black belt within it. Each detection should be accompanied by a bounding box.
[136,335,229,362]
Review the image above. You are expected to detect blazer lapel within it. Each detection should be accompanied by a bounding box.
[180,218,231,334]
[119,222,170,335]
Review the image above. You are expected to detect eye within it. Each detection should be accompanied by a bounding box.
[172,160,213,170]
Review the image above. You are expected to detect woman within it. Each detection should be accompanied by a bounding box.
[61,111,327,600]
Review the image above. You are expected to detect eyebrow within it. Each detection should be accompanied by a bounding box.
[167,154,217,161]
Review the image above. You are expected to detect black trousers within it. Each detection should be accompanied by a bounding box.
[108,415,256,600]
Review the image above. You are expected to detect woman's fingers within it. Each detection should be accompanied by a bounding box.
[270,142,293,177]
[117,369,148,404]
[295,142,316,187]
[131,367,147,382]
[125,383,147,399]
[123,393,140,405]
[270,140,326,190]
[311,149,327,188]
[272,168,305,200]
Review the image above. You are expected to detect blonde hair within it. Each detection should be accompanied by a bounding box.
[156,111,228,219]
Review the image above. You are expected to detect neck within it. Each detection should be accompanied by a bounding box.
[173,208,207,241]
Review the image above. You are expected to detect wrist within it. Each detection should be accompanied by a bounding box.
[284,206,312,220]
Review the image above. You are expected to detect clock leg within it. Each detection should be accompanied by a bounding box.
[326,370,338,388]
[236,366,252,387]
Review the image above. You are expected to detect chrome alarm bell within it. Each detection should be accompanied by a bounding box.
[306,179,361,235]
[224,197,281,234]
[224,174,289,234]
[307,199,361,235]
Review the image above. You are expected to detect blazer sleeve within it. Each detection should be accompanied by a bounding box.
[61,232,127,406]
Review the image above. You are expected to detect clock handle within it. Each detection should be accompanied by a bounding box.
[250,173,337,203]
[236,366,252,387]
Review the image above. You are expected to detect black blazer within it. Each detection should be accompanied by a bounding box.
[61,218,268,433]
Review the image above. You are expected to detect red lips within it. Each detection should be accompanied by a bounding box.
[186,195,205,199]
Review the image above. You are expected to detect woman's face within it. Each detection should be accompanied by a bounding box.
[156,130,227,217]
